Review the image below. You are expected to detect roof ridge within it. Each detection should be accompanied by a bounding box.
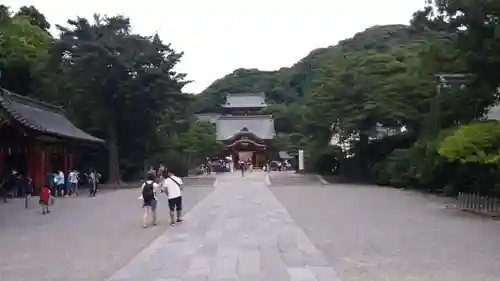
[218,115,273,120]
[0,88,65,114]
[226,92,265,96]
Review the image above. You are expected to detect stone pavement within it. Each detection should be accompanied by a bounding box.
[107,171,341,281]
[270,182,500,281]
[0,185,213,281]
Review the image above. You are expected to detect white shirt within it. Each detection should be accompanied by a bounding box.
[139,181,160,200]
[54,172,64,185]
[163,176,183,199]
[68,172,78,183]
[90,172,99,182]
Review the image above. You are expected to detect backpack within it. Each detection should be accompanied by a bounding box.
[142,182,154,201]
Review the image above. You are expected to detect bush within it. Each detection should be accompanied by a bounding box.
[372,149,412,188]
[308,146,343,175]
[151,150,189,177]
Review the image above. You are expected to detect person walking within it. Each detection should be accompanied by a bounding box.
[54,170,65,197]
[163,170,183,226]
[68,169,79,196]
[89,169,100,197]
[239,160,246,177]
[140,173,159,228]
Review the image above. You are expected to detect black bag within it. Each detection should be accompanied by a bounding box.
[168,176,181,188]
[142,182,154,201]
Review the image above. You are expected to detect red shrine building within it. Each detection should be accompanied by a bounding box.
[198,92,276,168]
[0,88,104,194]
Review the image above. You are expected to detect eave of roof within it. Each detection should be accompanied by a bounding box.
[222,92,267,108]
[216,115,275,140]
[279,151,293,159]
[0,88,104,143]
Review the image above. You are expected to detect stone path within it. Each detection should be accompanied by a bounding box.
[0,185,212,281]
[269,182,500,281]
[107,172,341,281]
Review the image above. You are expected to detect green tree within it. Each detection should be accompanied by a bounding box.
[412,1,500,114]
[52,15,187,183]
[15,5,50,32]
[171,121,218,167]
[0,10,52,96]
[438,121,500,164]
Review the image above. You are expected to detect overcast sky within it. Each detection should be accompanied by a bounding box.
[5,0,424,93]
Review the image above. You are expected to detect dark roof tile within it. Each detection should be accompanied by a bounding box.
[216,115,275,140]
[0,89,104,143]
[222,92,267,108]
[279,151,293,159]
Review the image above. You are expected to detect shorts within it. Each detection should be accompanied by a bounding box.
[143,198,157,210]
[39,199,49,205]
[168,196,182,212]
[56,184,65,189]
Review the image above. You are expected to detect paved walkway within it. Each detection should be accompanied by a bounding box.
[107,172,340,281]
[0,186,213,281]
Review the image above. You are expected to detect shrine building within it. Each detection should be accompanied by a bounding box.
[198,92,276,168]
[0,88,104,194]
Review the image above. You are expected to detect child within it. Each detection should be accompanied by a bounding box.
[40,185,51,214]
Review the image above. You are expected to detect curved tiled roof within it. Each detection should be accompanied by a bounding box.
[222,92,267,108]
[216,115,275,140]
[0,89,104,143]
[279,151,293,159]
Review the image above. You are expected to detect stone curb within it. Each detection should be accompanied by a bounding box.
[316,174,328,186]
[265,174,271,186]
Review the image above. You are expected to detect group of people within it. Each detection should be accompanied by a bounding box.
[262,160,291,172]
[0,169,33,202]
[49,169,101,197]
[39,168,101,215]
[140,166,184,228]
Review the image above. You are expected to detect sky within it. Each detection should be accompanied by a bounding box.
[5,0,425,93]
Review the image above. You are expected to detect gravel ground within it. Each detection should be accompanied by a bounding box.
[270,183,500,281]
[0,185,213,281]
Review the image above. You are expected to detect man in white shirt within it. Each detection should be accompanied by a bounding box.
[54,170,65,196]
[163,170,183,226]
[68,170,79,196]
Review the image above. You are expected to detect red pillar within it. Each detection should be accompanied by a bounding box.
[30,144,46,195]
[27,144,36,181]
[64,149,71,175]
[0,146,4,174]
[69,154,73,170]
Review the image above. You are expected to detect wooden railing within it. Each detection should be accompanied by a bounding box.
[457,192,500,216]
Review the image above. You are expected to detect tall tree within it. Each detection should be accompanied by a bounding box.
[52,15,187,183]
[0,10,52,95]
[15,5,50,32]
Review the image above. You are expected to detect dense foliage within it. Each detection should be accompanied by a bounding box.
[5,2,500,195]
[0,6,216,182]
[195,4,500,197]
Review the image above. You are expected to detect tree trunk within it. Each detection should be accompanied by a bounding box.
[357,133,370,179]
[143,142,149,179]
[107,118,121,184]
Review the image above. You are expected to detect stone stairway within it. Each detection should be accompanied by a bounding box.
[267,171,324,187]
[182,176,216,187]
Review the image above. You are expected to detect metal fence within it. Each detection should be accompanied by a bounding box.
[457,192,500,215]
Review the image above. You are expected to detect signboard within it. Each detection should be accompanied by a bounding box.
[298,149,304,172]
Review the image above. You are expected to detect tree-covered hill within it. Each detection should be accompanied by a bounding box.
[194,24,445,114]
